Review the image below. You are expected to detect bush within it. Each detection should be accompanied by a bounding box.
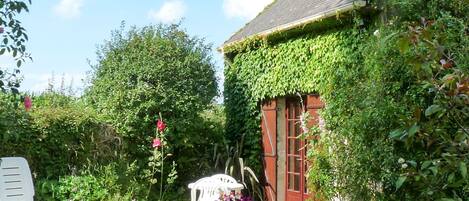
[0,93,127,196]
[84,23,221,195]
[35,164,133,201]
[0,92,122,179]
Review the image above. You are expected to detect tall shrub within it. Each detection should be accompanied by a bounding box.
[85,23,219,191]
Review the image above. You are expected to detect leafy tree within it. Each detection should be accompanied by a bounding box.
[86,23,217,135]
[85,23,218,191]
[0,0,31,93]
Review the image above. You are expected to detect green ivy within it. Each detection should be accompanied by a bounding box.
[224,0,468,200]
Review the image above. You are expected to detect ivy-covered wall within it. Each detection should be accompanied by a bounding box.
[224,23,363,165]
[224,0,468,200]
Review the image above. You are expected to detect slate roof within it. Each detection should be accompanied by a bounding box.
[222,0,365,48]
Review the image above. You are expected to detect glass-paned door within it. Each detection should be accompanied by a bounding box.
[285,97,308,201]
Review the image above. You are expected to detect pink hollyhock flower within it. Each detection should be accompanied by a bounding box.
[156,119,166,132]
[24,96,32,111]
[0,27,4,34]
[152,138,162,148]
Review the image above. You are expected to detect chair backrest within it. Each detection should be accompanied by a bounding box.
[0,157,35,201]
[210,174,237,184]
[210,174,238,195]
[191,177,221,201]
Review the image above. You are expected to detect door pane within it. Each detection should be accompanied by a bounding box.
[288,139,295,155]
[288,174,294,190]
[295,121,301,136]
[295,103,301,119]
[294,138,300,155]
[288,156,294,172]
[288,121,295,137]
[294,175,300,191]
[294,157,300,173]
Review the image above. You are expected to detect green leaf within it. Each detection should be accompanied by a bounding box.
[421,161,432,169]
[0,48,5,55]
[395,176,406,190]
[408,160,417,167]
[425,105,442,116]
[454,132,467,142]
[397,37,410,52]
[16,60,21,67]
[429,166,438,176]
[408,124,419,137]
[460,162,467,179]
[389,129,404,139]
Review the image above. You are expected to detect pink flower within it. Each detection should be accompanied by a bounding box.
[152,138,162,148]
[0,27,4,34]
[156,119,166,132]
[24,96,32,111]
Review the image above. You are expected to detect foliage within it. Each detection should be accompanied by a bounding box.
[85,23,221,198]
[35,164,133,201]
[0,21,224,201]
[86,23,217,137]
[375,1,469,199]
[0,0,31,93]
[214,138,265,201]
[0,92,131,199]
[144,116,178,200]
[0,93,121,177]
[224,24,364,184]
[223,0,468,200]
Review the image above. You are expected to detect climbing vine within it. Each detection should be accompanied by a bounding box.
[223,0,468,200]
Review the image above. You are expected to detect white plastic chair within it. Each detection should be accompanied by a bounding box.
[189,177,222,201]
[188,174,244,201]
[0,157,35,201]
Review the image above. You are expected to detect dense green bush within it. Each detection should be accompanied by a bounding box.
[0,92,132,199]
[0,92,121,179]
[35,164,132,201]
[84,23,221,198]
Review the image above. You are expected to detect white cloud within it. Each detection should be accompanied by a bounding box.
[148,0,186,24]
[21,72,86,95]
[53,0,84,19]
[223,0,273,20]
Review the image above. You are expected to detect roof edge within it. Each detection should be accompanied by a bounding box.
[219,0,367,53]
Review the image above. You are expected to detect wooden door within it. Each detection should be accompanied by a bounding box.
[285,95,323,201]
[261,100,277,201]
[285,97,306,201]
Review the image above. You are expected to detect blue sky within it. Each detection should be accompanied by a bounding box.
[0,0,273,95]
